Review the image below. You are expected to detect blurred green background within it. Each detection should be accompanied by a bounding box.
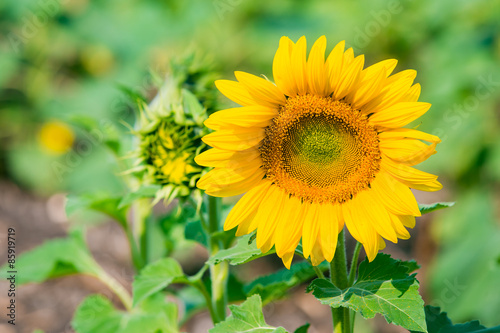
[1,0,499,330]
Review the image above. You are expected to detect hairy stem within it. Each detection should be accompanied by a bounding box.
[94,268,132,311]
[330,229,351,333]
[207,196,228,323]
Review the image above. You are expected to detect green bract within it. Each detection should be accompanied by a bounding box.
[126,54,219,204]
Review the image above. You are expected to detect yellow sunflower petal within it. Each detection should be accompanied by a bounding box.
[370,171,421,217]
[215,80,255,106]
[369,102,431,128]
[381,139,437,166]
[310,239,326,266]
[318,203,339,262]
[255,186,287,250]
[362,70,417,114]
[281,251,295,269]
[333,54,364,100]
[388,212,411,239]
[273,36,297,96]
[207,106,278,128]
[364,59,398,78]
[224,180,273,231]
[197,157,262,188]
[274,195,303,257]
[399,215,416,228]
[342,197,379,261]
[279,202,307,258]
[346,65,386,109]
[382,157,443,192]
[301,202,321,259]
[291,36,308,95]
[195,148,260,168]
[326,40,346,95]
[307,35,329,96]
[204,168,265,197]
[235,71,286,108]
[273,37,297,96]
[202,127,265,151]
[355,189,399,243]
[378,128,441,143]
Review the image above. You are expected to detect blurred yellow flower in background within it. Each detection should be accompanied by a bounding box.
[38,121,75,155]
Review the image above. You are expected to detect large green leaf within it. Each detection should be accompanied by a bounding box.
[245,261,328,304]
[307,254,427,332]
[72,294,178,333]
[209,294,287,333]
[207,234,274,266]
[0,232,100,285]
[409,306,499,333]
[132,258,186,306]
[418,202,455,215]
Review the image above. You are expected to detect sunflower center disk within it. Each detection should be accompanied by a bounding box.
[261,95,381,204]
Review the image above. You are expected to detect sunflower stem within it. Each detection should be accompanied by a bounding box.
[330,229,351,333]
[207,195,228,324]
[348,241,362,286]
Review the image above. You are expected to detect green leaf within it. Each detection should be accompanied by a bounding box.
[245,261,328,304]
[119,185,161,209]
[1,233,100,285]
[209,295,288,333]
[294,323,310,333]
[418,202,455,215]
[66,194,128,227]
[410,306,499,333]
[207,234,274,266]
[401,260,421,274]
[132,258,186,306]
[72,294,179,333]
[307,254,427,332]
[72,295,122,333]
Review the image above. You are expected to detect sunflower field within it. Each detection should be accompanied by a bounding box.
[1,1,500,333]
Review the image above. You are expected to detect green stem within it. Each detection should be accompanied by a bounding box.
[347,242,362,329]
[330,229,351,333]
[191,277,218,323]
[125,225,144,271]
[207,196,228,323]
[348,242,362,286]
[94,268,132,311]
[312,263,326,279]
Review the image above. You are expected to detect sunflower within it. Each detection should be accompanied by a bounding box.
[195,36,441,268]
